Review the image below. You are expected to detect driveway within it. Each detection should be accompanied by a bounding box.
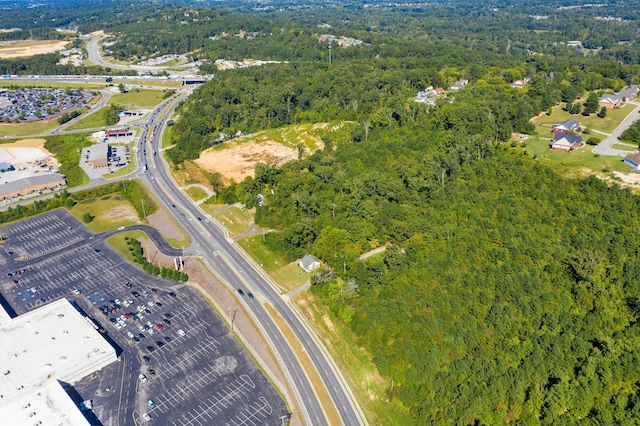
[593,102,640,156]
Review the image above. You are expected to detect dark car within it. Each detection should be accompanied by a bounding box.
[163,319,171,325]
[163,336,171,343]
[247,292,254,299]
[142,355,150,363]
[146,346,155,352]
[238,289,244,296]
[163,313,172,318]
[148,368,156,375]
[125,282,133,288]
[132,291,140,297]
[156,341,164,347]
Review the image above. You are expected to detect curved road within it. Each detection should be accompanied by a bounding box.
[593,102,640,156]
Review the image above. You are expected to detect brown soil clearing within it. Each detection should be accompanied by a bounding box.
[195,140,297,183]
[0,40,69,58]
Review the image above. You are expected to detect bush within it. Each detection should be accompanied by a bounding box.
[81,212,94,223]
[586,137,601,145]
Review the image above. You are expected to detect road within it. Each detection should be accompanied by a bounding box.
[138,91,366,425]
[0,73,367,425]
[51,89,112,134]
[593,102,640,156]
[86,36,171,74]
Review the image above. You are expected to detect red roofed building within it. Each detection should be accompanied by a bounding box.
[105,129,133,138]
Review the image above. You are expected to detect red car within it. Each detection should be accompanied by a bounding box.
[124,313,132,319]
[155,323,163,330]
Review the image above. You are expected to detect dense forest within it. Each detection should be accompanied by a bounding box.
[165,1,640,424]
[230,137,640,424]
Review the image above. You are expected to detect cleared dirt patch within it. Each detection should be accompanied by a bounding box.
[195,140,297,183]
[0,40,69,58]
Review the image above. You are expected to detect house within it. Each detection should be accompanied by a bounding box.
[599,85,639,108]
[623,152,640,170]
[105,128,132,138]
[552,119,581,134]
[450,79,468,91]
[619,85,639,101]
[299,255,320,273]
[599,93,623,109]
[550,134,582,151]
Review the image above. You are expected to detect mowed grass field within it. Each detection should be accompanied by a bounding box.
[512,137,630,174]
[109,88,168,108]
[531,102,635,135]
[0,119,59,137]
[68,194,141,232]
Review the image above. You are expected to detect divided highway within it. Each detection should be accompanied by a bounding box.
[136,90,367,425]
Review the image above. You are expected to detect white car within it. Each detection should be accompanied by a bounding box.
[142,413,151,421]
[139,325,145,332]
[122,300,130,307]
[138,374,147,383]
[147,301,154,307]
[115,299,121,305]
[127,331,135,339]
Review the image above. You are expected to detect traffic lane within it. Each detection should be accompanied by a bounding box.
[140,178,327,424]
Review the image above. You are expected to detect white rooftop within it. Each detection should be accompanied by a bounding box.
[0,298,117,424]
[0,380,90,426]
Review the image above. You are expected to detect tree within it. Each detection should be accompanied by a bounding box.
[118,83,127,93]
[81,212,94,223]
[598,106,607,118]
[582,92,600,115]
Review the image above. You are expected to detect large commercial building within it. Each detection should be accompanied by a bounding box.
[87,143,109,169]
[0,298,117,425]
[0,174,66,201]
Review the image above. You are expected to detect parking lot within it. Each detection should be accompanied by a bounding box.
[0,209,288,425]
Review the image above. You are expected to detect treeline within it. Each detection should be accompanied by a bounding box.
[126,237,188,281]
[168,49,632,164]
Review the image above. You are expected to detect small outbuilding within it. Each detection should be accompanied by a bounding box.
[299,255,321,273]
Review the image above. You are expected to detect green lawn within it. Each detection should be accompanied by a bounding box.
[238,235,309,293]
[109,89,167,108]
[68,194,141,232]
[0,119,59,137]
[66,107,109,130]
[106,230,147,262]
[513,136,630,174]
[532,103,635,135]
[0,81,106,90]
[611,143,637,151]
[214,206,256,237]
[104,161,137,179]
[185,186,209,202]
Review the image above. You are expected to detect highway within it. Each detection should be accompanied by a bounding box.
[135,89,366,425]
[0,73,367,425]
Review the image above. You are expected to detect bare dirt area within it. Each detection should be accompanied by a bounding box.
[146,209,184,241]
[103,204,139,223]
[610,171,640,191]
[0,40,69,59]
[195,140,297,183]
[0,138,59,170]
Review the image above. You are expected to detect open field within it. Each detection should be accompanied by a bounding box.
[69,194,141,232]
[0,40,69,58]
[66,108,108,130]
[532,103,635,134]
[214,206,257,237]
[512,136,630,174]
[194,123,348,183]
[0,119,59,137]
[184,185,209,202]
[109,88,168,108]
[0,81,106,90]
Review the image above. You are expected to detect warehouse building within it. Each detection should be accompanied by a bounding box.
[87,143,109,168]
[0,298,117,425]
[0,173,66,200]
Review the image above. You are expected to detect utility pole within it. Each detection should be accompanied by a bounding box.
[328,42,332,64]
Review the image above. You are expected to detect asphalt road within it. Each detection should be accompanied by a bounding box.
[593,102,640,156]
[0,73,367,424]
[137,89,366,425]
